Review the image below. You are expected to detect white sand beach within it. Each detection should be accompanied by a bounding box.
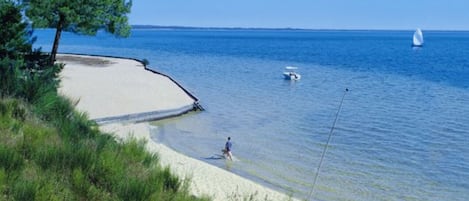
[58,54,196,123]
[58,54,295,201]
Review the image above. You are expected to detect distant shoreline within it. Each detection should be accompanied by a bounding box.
[131,25,469,32]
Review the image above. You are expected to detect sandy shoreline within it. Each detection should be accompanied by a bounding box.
[58,54,295,201]
[58,54,197,124]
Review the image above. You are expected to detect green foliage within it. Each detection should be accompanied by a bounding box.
[0,99,27,143]
[0,0,26,97]
[0,54,62,100]
[0,146,24,172]
[1,98,210,201]
[33,90,73,122]
[25,0,132,63]
[12,178,38,201]
[0,98,26,121]
[142,58,150,67]
[1,1,211,200]
[71,168,88,195]
[26,0,132,37]
[0,0,31,59]
[0,0,62,99]
[0,168,5,194]
[0,58,18,97]
[21,69,60,104]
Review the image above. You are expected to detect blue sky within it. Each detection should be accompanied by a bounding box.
[129,0,469,30]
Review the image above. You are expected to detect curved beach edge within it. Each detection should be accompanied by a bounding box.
[57,54,296,201]
[102,123,296,201]
[57,53,201,124]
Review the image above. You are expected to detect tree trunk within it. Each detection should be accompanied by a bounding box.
[50,14,64,65]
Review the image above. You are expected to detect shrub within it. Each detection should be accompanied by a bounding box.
[12,178,38,201]
[1,1,212,200]
[34,144,65,171]
[71,168,89,195]
[0,99,27,132]
[142,58,150,67]
[0,146,23,172]
[0,58,23,97]
[33,91,73,123]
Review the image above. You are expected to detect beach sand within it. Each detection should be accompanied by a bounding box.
[57,54,196,122]
[58,54,295,201]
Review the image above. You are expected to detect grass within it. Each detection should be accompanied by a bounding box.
[0,55,288,200]
[0,98,211,201]
[1,3,214,199]
[226,188,296,201]
[0,61,287,201]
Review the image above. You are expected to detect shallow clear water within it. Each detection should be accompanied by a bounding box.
[35,29,469,201]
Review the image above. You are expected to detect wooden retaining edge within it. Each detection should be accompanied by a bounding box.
[143,67,205,111]
[58,53,204,124]
[93,105,196,125]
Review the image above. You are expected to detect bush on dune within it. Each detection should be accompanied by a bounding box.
[0,97,209,200]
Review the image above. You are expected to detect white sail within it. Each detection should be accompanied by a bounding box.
[413,28,424,46]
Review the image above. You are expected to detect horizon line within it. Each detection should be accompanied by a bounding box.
[131,25,469,32]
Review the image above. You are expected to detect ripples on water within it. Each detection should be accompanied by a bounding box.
[34,29,469,201]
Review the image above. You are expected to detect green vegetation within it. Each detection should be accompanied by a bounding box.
[0,98,210,201]
[1,1,209,200]
[0,96,214,197]
[2,1,292,200]
[142,58,150,67]
[0,0,61,101]
[25,0,132,64]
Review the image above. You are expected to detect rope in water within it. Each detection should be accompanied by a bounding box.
[308,88,349,201]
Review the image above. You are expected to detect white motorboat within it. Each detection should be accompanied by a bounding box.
[412,28,424,47]
[283,66,301,80]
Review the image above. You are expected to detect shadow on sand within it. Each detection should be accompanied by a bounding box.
[203,154,225,160]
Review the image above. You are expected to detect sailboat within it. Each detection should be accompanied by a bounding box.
[412,28,424,47]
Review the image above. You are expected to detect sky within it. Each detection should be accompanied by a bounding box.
[129,0,469,30]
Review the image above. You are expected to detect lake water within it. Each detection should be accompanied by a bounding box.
[34,29,469,201]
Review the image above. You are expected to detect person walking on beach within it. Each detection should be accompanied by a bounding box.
[223,137,233,161]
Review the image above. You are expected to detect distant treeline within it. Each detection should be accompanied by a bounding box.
[131,25,469,32]
[131,24,309,31]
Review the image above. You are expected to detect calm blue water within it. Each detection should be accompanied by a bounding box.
[34,29,469,201]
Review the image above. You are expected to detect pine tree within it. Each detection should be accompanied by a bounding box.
[25,0,132,64]
[0,0,29,97]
